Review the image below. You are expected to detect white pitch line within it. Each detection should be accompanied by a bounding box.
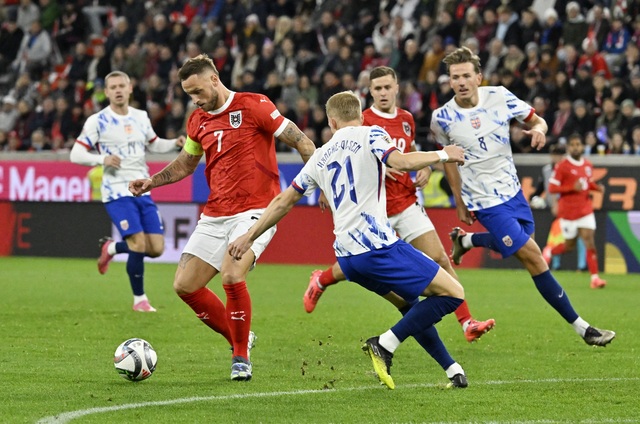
[36,377,640,424]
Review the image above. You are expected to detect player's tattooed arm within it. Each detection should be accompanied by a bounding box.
[129,150,201,196]
[277,121,316,163]
[152,149,202,187]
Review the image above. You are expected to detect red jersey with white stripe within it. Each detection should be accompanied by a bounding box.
[363,106,416,216]
[548,156,599,220]
[186,92,288,217]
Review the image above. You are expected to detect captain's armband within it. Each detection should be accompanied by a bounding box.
[183,136,204,155]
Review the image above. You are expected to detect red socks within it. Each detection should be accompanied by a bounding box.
[454,299,472,326]
[319,267,338,287]
[586,248,599,275]
[179,287,232,345]
[223,281,252,360]
[551,243,567,256]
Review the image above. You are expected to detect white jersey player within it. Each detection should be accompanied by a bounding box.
[431,46,614,347]
[431,85,532,210]
[73,105,176,202]
[229,91,471,390]
[70,71,184,312]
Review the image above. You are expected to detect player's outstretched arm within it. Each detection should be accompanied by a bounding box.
[129,149,201,196]
[277,121,316,163]
[228,186,304,260]
[386,145,464,172]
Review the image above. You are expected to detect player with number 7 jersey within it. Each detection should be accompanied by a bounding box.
[185,91,287,217]
[128,54,316,381]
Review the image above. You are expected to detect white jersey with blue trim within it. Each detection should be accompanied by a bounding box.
[292,125,399,257]
[430,86,534,211]
[77,106,158,202]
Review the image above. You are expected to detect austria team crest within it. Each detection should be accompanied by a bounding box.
[230,111,242,128]
[470,116,481,129]
[402,122,411,136]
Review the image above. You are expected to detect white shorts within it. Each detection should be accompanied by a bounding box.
[183,209,276,271]
[559,213,596,240]
[388,202,435,243]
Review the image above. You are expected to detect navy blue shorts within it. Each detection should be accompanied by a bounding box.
[337,240,440,301]
[104,196,164,238]
[474,190,535,258]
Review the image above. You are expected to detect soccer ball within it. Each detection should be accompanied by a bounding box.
[113,338,157,382]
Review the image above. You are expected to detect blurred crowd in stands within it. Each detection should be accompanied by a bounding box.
[0,0,639,155]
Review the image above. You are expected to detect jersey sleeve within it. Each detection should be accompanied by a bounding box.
[548,161,572,193]
[369,125,397,164]
[500,86,535,123]
[291,152,320,196]
[142,111,159,144]
[252,94,288,137]
[76,114,100,150]
[430,111,451,147]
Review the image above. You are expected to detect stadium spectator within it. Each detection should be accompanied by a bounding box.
[228,90,469,390]
[475,9,497,52]
[12,20,52,81]
[67,42,91,85]
[303,66,495,343]
[616,43,640,80]
[596,97,624,140]
[606,129,631,154]
[546,133,607,288]
[0,12,24,75]
[54,2,86,56]
[562,2,588,50]
[432,46,615,347]
[602,16,631,72]
[16,0,40,33]
[317,10,339,55]
[128,54,316,382]
[564,99,596,138]
[518,8,542,48]
[38,0,60,33]
[238,13,266,50]
[494,5,520,47]
[70,71,185,313]
[578,38,612,79]
[540,8,562,51]
[0,95,19,134]
[586,4,610,49]
[572,64,596,104]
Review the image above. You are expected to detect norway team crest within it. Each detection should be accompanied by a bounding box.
[402,122,411,136]
[230,111,242,128]
[470,116,481,129]
[502,235,513,247]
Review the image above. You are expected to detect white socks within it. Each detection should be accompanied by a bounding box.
[571,317,589,337]
[461,233,474,249]
[133,294,149,305]
[379,330,401,354]
[445,362,465,379]
[107,242,117,255]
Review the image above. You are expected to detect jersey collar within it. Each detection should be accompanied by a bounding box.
[370,105,397,119]
[209,91,236,115]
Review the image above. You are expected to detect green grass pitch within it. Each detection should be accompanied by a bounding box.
[1,257,638,423]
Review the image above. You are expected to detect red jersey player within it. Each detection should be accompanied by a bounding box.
[303,66,495,343]
[129,54,316,381]
[546,133,606,289]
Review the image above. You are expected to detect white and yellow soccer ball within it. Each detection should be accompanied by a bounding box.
[114,338,157,381]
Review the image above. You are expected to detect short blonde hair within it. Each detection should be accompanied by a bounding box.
[325,91,361,122]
